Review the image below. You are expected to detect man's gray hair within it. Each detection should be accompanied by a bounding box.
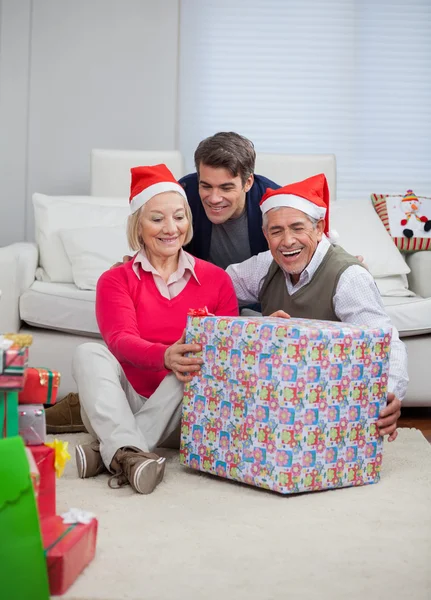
[262,207,319,230]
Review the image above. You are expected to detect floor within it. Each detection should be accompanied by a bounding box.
[399,407,431,442]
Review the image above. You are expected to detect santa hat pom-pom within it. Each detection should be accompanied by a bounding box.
[327,229,339,244]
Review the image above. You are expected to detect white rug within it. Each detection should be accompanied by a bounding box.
[51,429,431,600]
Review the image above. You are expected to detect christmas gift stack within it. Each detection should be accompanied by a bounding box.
[0,332,51,599]
[18,362,98,596]
[0,334,98,597]
[180,310,390,494]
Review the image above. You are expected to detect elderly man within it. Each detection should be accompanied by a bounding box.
[226,173,408,442]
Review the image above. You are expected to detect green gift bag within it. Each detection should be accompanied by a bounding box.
[0,436,50,600]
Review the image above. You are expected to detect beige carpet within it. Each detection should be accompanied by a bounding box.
[50,428,431,600]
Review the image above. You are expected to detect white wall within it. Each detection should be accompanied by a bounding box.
[0,0,180,244]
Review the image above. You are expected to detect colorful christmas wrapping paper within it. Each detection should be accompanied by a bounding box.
[180,315,392,495]
[29,444,56,518]
[19,367,61,405]
[41,515,98,596]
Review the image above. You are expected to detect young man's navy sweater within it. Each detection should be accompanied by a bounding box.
[179,172,280,263]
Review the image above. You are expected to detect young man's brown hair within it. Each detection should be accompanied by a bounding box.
[194,132,256,186]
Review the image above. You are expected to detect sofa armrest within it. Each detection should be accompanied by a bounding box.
[0,243,38,332]
[405,251,431,298]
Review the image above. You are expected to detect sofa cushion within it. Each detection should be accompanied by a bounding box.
[405,251,431,298]
[371,192,431,252]
[382,295,431,337]
[331,200,410,277]
[33,193,130,283]
[19,282,100,336]
[374,274,415,298]
[59,226,131,290]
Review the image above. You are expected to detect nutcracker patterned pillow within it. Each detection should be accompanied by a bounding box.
[371,191,431,252]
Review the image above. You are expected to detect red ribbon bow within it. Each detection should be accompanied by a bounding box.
[187,307,214,317]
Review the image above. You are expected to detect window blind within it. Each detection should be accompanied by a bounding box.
[178,0,431,201]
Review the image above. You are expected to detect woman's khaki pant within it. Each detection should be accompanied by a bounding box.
[72,343,184,470]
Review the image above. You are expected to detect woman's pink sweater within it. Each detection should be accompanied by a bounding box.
[96,258,239,398]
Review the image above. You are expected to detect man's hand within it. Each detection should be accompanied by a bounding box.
[110,255,133,269]
[355,255,369,270]
[377,392,401,442]
[269,310,291,319]
[164,330,203,383]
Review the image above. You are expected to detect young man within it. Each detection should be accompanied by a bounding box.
[226,174,408,441]
[180,131,279,269]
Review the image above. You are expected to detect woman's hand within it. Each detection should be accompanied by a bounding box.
[164,330,203,383]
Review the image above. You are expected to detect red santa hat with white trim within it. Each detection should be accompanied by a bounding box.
[129,164,187,214]
[260,173,335,239]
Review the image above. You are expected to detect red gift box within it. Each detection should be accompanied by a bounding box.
[29,444,56,519]
[19,367,61,405]
[41,516,98,595]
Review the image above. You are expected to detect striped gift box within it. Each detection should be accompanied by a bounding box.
[0,347,29,389]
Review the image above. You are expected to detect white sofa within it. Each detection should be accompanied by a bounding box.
[0,151,430,406]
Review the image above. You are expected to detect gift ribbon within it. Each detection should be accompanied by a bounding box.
[45,439,71,477]
[3,333,33,348]
[43,523,78,556]
[1,391,18,437]
[36,368,60,403]
[188,307,214,316]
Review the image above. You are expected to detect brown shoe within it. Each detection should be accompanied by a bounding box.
[46,393,87,434]
[155,456,166,485]
[76,440,108,478]
[108,448,164,495]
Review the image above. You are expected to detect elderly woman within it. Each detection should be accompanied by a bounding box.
[73,164,238,494]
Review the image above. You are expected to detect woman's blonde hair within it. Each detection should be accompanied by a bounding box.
[127,193,194,251]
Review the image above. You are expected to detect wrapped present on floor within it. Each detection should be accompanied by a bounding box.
[19,367,61,406]
[0,333,31,389]
[29,444,56,518]
[41,511,98,596]
[0,436,50,600]
[19,404,47,445]
[180,314,391,495]
[1,390,19,437]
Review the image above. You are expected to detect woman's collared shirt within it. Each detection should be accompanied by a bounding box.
[132,247,200,299]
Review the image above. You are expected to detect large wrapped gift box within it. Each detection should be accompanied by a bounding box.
[19,367,61,405]
[42,515,98,596]
[180,315,391,494]
[29,444,56,518]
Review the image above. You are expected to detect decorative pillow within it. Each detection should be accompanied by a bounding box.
[330,200,410,278]
[371,191,431,252]
[33,194,130,282]
[59,226,131,291]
